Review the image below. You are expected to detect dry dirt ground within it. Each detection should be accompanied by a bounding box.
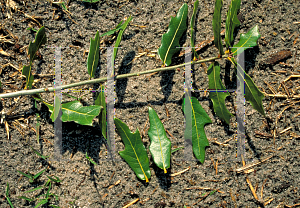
[0,0,300,207]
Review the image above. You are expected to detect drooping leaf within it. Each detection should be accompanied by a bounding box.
[158,3,188,66]
[22,26,46,89]
[100,20,124,37]
[95,85,106,139]
[113,15,132,62]
[114,117,151,182]
[87,31,100,79]
[212,0,224,55]
[231,58,265,116]
[182,95,212,163]
[231,25,261,55]
[207,62,233,124]
[147,107,171,173]
[190,0,199,60]
[41,100,101,126]
[225,0,241,48]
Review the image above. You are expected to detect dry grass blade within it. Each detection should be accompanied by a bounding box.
[170,166,190,177]
[235,155,273,173]
[123,198,139,208]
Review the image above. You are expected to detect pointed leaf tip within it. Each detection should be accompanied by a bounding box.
[158,3,188,66]
[114,118,151,182]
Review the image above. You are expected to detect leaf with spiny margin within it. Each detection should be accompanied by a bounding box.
[22,26,46,89]
[225,0,241,48]
[232,57,265,116]
[95,85,107,140]
[158,3,188,66]
[148,107,171,173]
[182,95,212,163]
[190,0,199,60]
[39,99,101,126]
[231,25,261,55]
[87,30,100,79]
[207,62,233,124]
[213,0,224,55]
[114,117,151,182]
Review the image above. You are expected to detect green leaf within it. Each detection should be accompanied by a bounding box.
[114,117,151,182]
[52,95,61,122]
[87,31,100,79]
[213,0,224,55]
[225,0,241,48]
[244,71,265,115]
[171,146,184,153]
[45,182,51,199]
[22,65,34,90]
[113,16,132,62]
[207,62,233,124]
[190,0,199,60]
[147,107,171,173]
[33,169,46,180]
[18,196,35,202]
[35,199,48,208]
[86,152,97,165]
[29,145,49,159]
[182,95,212,163]
[81,0,99,2]
[232,25,261,55]
[100,21,124,37]
[24,186,44,193]
[17,170,33,179]
[43,100,101,126]
[158,3,188,66]
[95,85,106,140]
[46,175,62,183]
[22,26,46,89]
[6,183,14,208]
[232,58,265,116]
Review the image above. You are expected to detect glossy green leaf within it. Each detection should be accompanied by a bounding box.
[225,0,241,48]
[148,107,171,173]
[182,95,212,163]
[190,0,199,60]
[87,31,100,79]
[22,26,46,89]
[95,85,106,139]
[113,15,132,62]
[42,100,101,126]
[213,0,224,55]
[100,20,124,37]
[114,118,151,182]
[207,62,233,124]
[232,58,265,116]
[158,3,188,66]
[232,25,261,55]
